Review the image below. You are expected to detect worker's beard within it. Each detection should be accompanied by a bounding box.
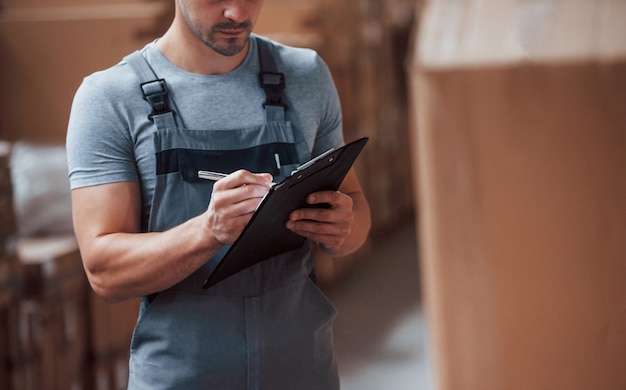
[201,21,253,57]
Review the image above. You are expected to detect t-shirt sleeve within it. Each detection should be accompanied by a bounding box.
[310,54,345,157]
[282,44,345,158]
[66,72,140,190]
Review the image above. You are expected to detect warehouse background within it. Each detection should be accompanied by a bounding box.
[2,1,626,390]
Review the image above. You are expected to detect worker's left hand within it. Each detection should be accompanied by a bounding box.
[286,190,354,252]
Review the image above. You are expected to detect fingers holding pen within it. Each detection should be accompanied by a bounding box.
[205,170,273,244]
[212,170,272,213]
[213,170,272,192]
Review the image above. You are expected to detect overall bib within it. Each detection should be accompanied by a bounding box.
[123,37,340,390]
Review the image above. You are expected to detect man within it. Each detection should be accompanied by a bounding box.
[66,0,370,388]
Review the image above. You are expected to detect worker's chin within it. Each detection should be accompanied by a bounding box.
[207,35,249,57]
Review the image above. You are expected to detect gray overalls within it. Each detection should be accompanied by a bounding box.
[123,37,339,389]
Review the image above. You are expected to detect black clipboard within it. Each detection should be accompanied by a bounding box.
[203,137,368,288]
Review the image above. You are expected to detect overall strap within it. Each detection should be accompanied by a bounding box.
[256,36,311,164]
[257,38,287,122]
[123,50,178,130]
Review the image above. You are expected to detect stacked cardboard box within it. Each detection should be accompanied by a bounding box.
[14,237,90,390]
[1,3,163,382]
[318,0,418,280]
[316,0,417,238]
[14,237,140,390]
[410,1,626,389]
[0,142,20,390]
[88,294,139,390]
[0,140,89,389]
[0,139,140,389]
[0,142,17,258]
[0,0,171,143]
[1,4,159,383]
[0,277,17,390]
[0,265,14,390]
[256,0,322,49]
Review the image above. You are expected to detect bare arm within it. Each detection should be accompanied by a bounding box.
[72,171,272,302]
[286,167,371,257]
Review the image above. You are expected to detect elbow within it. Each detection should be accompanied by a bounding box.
[77,234,138,303]
[93,287,125,304]
[83,264,128,303]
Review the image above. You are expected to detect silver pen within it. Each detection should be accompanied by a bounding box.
[198,170,276,187]
[198,170,229,181]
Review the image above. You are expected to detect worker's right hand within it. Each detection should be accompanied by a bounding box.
[203,169,273,245]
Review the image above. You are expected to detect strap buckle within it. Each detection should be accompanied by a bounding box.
[260,71,286,107]
[140,79,171,117]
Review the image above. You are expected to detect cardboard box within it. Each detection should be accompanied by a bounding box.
[0,261,19,390]
[13,236,90,390]
[90,351,132,390]
[0,142,21,390]
[410,1,626,389]
[0,1,171,143]
[0,142,17,255]
[88,293,139,390]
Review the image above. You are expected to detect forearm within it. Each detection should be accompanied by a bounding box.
[84,213,221,302]
[90,224,219,302]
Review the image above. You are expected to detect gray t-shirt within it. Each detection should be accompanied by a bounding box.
[66,35,344,224]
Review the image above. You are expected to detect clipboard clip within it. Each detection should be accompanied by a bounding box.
[291,147,335,175]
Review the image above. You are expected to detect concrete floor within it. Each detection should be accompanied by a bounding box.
[324,222,434,390]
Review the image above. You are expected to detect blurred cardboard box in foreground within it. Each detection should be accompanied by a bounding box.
[409,1,626,389]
